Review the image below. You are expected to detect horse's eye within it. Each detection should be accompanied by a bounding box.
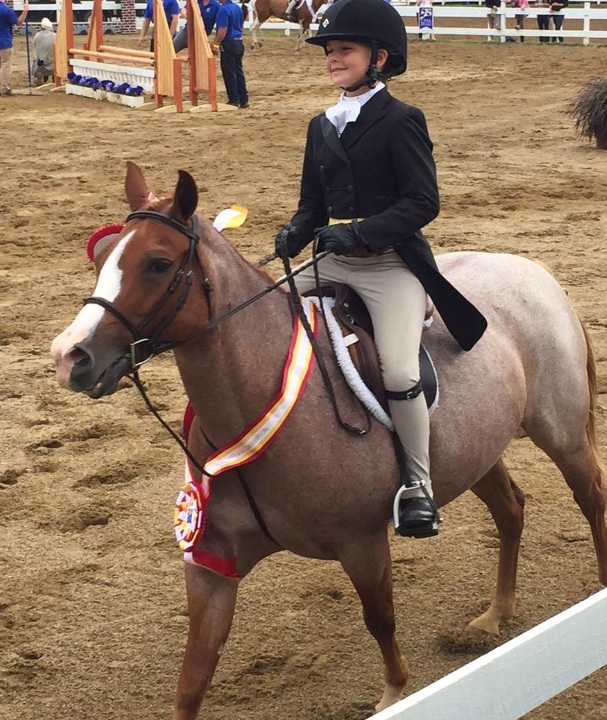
[147,258,173,274]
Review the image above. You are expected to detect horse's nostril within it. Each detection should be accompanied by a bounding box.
[71,345,91,368]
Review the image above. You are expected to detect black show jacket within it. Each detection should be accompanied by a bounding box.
[290,88,487,351]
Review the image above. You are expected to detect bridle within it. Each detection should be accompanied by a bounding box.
[82,208,279,544]
[83,210,211,370]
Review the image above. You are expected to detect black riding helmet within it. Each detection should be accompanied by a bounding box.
[306,0,407,88]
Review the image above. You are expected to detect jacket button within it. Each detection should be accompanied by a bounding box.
[327,206,333,213]
[348,206,355,212]
[347,185,353,192]
[320,165,325,171]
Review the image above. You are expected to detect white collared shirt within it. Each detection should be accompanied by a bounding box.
[324,82,385,137]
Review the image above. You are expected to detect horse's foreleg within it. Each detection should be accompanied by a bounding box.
[251,20,262,49]
[338,536,409,712]
[172,563,238,720]
[468,459,524,635]
[294,22,305,52]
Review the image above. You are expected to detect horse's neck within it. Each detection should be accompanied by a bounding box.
[175,234,295,446]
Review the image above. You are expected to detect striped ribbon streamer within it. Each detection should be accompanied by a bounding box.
[174,298,318,556]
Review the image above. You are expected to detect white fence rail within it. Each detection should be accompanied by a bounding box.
[13,0,607,43]
[373,587,607,720]
[244,3,607,45]
[11,0,607,9]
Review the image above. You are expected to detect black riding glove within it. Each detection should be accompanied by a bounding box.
[275,223,305,260]
[314,222,362,256]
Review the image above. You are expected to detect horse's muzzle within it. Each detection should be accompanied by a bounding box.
[71,353,132,398]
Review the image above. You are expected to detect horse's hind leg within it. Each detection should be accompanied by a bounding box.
[338,535,409,712]
[533,436,607,585]
[524,323,607,584]
[468,459,525,635]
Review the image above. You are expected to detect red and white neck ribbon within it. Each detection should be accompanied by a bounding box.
[174,298,319,564]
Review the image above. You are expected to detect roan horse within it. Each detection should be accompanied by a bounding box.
[247,0,325,51]
[51,163,607,720]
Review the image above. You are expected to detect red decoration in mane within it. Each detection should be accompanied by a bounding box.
[85,224,125,262]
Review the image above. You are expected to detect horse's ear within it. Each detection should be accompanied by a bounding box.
[125,161,150,211]
[171,170,198,223]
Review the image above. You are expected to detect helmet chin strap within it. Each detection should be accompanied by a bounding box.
[342,41,380,94]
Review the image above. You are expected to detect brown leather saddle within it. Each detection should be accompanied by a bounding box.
[304,284,438,414]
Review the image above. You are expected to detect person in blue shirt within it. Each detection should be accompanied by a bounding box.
[0,0,28,96]
[138,0,180,52]
[210,0,249,108]
[174,0,219,53]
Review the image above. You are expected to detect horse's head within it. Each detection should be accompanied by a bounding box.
[51,162,212,398]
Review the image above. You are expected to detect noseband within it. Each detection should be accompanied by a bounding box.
[83,210,211,370]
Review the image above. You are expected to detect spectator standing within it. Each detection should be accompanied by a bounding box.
[536,0,551,42]
[511,0,529,41]
[485,0,501,41]
[0,0,28,96]
[550,0,568,42]
[173,0,219,53]
[32,17,55,85]
[210,0,248,108]
[138,0,180,52]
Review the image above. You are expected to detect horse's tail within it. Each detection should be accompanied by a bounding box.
[580,316,607,492]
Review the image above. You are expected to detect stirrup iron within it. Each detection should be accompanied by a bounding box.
[393,482,440,538]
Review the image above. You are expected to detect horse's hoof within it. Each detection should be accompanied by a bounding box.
[374,684,405,713]
[468,613,502,636]
[469,605,514,636]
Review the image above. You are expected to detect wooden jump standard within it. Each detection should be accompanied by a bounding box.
[54,0,217,112]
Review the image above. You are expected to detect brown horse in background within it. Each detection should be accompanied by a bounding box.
[247,0,326,51]
[51,163,607,720]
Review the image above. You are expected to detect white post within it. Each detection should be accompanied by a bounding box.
[499,0,506,42]
[583,1,590,45]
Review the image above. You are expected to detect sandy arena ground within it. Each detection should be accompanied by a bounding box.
[2,28,607,720]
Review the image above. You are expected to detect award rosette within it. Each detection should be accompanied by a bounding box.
[174,477,206,551]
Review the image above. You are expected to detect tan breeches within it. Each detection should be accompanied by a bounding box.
[295,251,432,497]
[0,48,12,93]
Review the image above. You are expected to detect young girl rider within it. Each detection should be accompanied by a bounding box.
[274,0,487,539]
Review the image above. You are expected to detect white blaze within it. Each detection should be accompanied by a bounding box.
[51,231,135,358]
